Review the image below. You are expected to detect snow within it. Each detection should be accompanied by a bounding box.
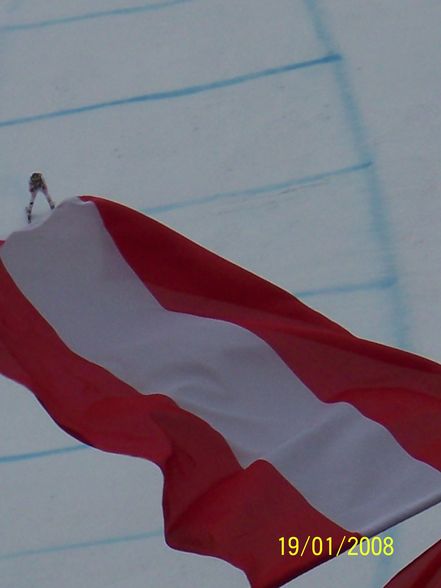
[0,1,440,586]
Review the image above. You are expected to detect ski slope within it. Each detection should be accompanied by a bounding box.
[1,1,440,586]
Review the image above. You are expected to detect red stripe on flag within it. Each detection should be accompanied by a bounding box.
[0,248,354,587]
[82,196,441,471]
[384,539,441,588]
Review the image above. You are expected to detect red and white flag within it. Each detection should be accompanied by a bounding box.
[0,196,440,588]
[384,539,441,588]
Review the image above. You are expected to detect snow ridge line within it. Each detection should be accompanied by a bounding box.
[0,55,341,128]
[0,0,192,33]
[0,444,88,463]
[142,161,372,214]
[0,530,163,561]
[304,0,411,351]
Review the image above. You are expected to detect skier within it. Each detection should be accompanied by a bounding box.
[26,172,55,223]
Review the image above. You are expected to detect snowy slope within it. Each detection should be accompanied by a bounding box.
[0,1,440,586]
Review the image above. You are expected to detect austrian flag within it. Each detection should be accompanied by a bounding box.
[0,196,440,588]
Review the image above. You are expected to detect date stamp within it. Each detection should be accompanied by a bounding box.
[278,535,394,558]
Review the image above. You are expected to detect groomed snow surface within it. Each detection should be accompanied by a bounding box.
[1,1,440,587]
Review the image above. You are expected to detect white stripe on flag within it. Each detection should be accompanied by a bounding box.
[2,197,440,534]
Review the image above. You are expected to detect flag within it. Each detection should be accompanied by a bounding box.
[384,539,441,588]
[0,196,440,588]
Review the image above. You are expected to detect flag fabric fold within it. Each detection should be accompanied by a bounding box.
[0,196,440,588]
[384,539,441,588]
